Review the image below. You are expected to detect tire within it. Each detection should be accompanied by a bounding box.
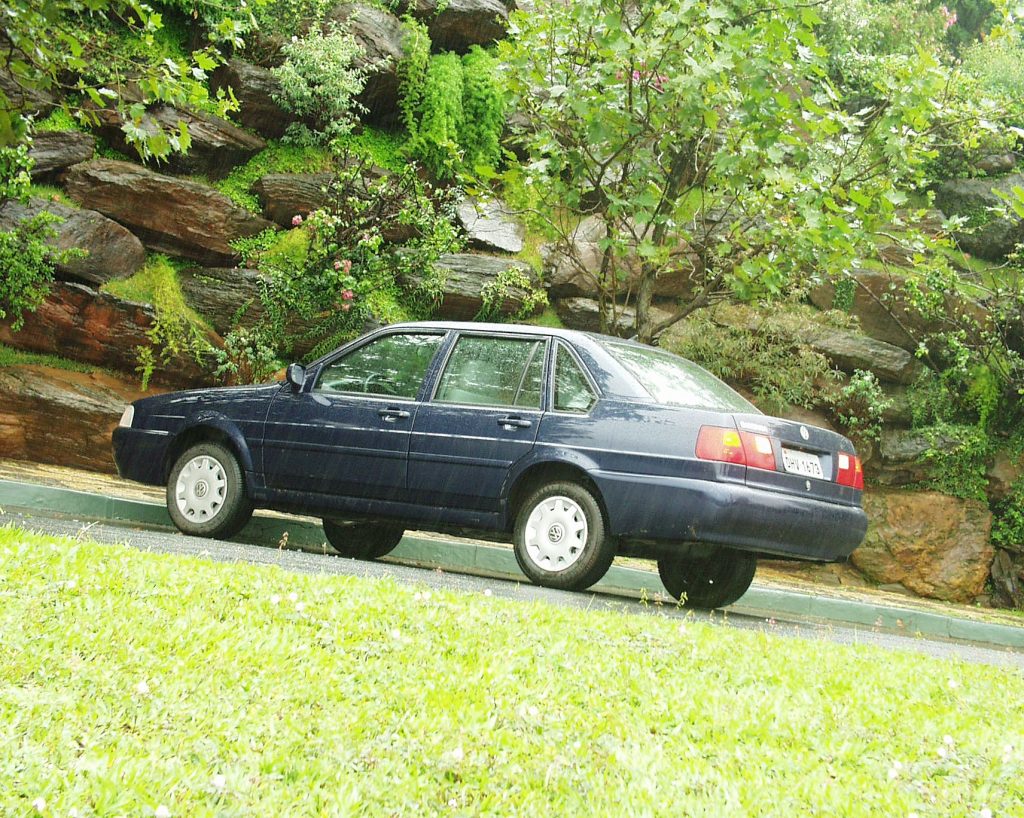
[166,441,253,539]
[657,549,757,609]
[513,481,616,591]
[322,519,404,560]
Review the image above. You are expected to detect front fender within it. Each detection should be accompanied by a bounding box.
[174,411,257,474]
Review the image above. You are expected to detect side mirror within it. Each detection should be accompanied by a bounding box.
[285,363,306,391]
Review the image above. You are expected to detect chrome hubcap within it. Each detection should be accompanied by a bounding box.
[524,496,588,572]
[175,455,227,522]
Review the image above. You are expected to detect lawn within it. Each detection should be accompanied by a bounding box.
[1,526,1022,817]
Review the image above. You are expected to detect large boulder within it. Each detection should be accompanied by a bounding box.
[457,197,524,253]
[802,326,926,385]
[210,59,295,139]
[554,297,674,335]
[0,197,145,286]
[935,173,1024,261]
[27,131,95,178]
[326,4,406,124]
[94,105,265,179]
[545,217,702,301]
[63,160,276,266]
[0,365,151,473]
[0,70,55,119]
[179,267,268,334]
[0,282,214,387]
[400,254,541,319]
[853,489,994,603]
[253,173,335,226]
[810,267,988,353]
[868,428,964,487]
[411,0,510,51]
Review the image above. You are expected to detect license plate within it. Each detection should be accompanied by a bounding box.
[782,448,824,479]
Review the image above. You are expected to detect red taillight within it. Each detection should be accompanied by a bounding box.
[836,452,864,489]
[696,426,777,471]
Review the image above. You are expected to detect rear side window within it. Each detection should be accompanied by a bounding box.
[435,336,547,408]
[553,344,596,413]
[316,333,444,398]
[602,341,758,412]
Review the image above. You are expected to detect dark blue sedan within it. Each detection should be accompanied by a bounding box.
[112,321,867,608]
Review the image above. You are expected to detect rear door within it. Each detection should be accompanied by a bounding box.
[407,333,548,511]
[262,331,446,500]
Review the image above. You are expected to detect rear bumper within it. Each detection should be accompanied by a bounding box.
[594,471,867,562]
[111,426,171,486]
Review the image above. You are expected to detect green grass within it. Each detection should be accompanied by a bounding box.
[2,526,1023,817]
[215,142,334,213]
[0,343,96,373]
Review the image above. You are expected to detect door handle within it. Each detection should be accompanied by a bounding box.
[497,416,532,429]
[379,408,411,422]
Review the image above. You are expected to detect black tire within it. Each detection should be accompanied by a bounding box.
[322,519,404,560]
[657,549,757,609]
[166,441,253,539]
[513,481,616,591]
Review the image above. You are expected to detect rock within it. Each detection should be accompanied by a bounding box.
[991,549,1024,608]
[810,267,988,353]
[868,428,964,487]
[0,365,151,474]
[973,153,1017,175]
[878,384,914,426]
[0,282,215,387]
[253,173,336,227]
[400,254,541,319]
[545,217,702,300]
[179,267,269,334]
[803,326,925,385]
[210,59,295,139]
[457,197,524,253]
[778,405,839,434]
[853,489,994,603]
[0,197,145,286]
[987,448,1024,503]
[326,4,406,124]
[27,131,95,178]
[555,297,635,334]
[411,0,510,51]
[95,105,265,179]
[935,174,1024,261]
[0,69,55,119]
[63,160,276,266]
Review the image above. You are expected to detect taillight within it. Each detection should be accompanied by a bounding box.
[836,452,864,489]
[696,426,777,471]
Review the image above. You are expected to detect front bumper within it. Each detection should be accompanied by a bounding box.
[111,426,171,486]
[594,471,867,562]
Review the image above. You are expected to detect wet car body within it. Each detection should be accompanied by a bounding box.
[113,321,868,607]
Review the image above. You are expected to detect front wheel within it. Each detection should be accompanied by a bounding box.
[513,481,616,592]
[322,519,404,560]
[166,441,253,539]
[657,549,757,609]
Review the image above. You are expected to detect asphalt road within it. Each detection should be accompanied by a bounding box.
[4,507,1023,670]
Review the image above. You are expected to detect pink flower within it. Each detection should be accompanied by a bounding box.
[333,259,342,271]
[291,214,303,226]
[341,289,354,301]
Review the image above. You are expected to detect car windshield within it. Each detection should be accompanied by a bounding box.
[601,341,759,413]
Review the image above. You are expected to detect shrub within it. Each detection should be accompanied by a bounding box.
[271,24,367,144]
[406,52,465,180]
[396,16,431,136]
[0,212,62,332]
[459,47,504,174]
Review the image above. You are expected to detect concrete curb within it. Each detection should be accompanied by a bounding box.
[2,479,1022,650]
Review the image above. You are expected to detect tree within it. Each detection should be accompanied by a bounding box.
[0,0,247,158]
[499,0,959,342]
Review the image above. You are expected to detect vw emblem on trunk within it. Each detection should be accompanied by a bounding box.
[805,480,812,491]
[799,425,810,441]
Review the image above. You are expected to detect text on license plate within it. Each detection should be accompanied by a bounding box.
[782,448,824,479]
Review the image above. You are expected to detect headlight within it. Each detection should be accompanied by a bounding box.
[118,405,135,428]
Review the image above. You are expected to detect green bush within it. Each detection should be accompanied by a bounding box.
[396,16,431,136]
[460,46,504,174]
[406,52,465,180]
[0,212,66,332]
[271,24,367,144]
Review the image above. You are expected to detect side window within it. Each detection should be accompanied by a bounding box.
[435,336,547,409]
[554,344,596,413]
[315,333,443,398]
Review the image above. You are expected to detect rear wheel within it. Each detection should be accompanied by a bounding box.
[513,481,616,591]
[167,441,253,539]
[322,519,404,560]
[657,549,757,609]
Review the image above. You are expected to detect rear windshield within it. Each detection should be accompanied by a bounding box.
[601,341,759,413]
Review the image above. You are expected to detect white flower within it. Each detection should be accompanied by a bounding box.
[295,601,306,613]
[211,773,226,789]
[66,579,76,590]
[288,592,299,603]
[948,678,960,690]
[483,589,492,597]
[390,628,402,640]
[270,594,281,605]
[135,680,150,695]
[528,705,539,718]
[69,810,80,818]
[32,797,45,813]
[413,591,423,602]
[938,746,948,759]
[450,746,465,762]
[944,734,955,747]
[979,809,992,818]
[155,806,171,818]
[887,760,903,780]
